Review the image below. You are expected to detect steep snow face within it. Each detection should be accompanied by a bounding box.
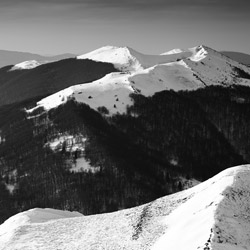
[44,134,99,173]
[27,72,134,115]
[9,60,42,71]
[46,134,86,152]
[28,45,250,116]
[1,165,250,250]
[184,45,250,87]
[152,165,250,250]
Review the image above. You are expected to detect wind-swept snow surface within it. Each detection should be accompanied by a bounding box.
[28,45,250,116]
[1,165,250,250]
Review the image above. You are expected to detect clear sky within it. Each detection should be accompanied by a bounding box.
[0,0,249,55]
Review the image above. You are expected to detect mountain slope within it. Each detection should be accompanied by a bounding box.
[1,45,250,223]
[0,58,118,106]
[1,165,250,250]
[30,45,250,115]
[77,45,192,71]
[0,49,75,68]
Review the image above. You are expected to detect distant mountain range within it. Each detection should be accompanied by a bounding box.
[221,51,250,65]
[1,49,249,69]
[0,49,75,68]
[0,44,250,229]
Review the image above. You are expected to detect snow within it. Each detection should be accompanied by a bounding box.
[45,134,86,152]
[1,165,250,250]
[70,157,100,173]
[9,60,42,71]
[152,165,250,250]
[77,46,142,71]
[27,45,250,116]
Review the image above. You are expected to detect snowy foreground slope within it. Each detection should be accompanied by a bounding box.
[9,60,42,70]
[1,165,250,250]
[27,45,250,115]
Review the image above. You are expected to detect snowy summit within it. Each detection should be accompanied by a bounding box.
[27,45,250,116]
[1,165,250,250]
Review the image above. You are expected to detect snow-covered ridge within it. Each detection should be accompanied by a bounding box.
[1,165,250,250]
[9,60,42,71]
[0,208,83,249]
[77,45,193,71]
[27,45,250,116]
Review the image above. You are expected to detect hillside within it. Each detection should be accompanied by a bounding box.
[1,165,250,250]
[0,45,250,223]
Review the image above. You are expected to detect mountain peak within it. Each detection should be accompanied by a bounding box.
[77,45,141,71]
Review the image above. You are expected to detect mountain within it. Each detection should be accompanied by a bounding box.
[0,58,118,106]
[1,165,250,250]
[221,51,250,66]
[0,49,75,68]
[30,45,250,115]
[0,45,250,224]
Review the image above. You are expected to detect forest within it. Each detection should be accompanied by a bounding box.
[0,85,249,223]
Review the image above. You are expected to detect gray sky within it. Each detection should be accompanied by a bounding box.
[0,0,249,55]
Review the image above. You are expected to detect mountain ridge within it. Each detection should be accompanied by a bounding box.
[0,58,118,106]
[27,45,250,116]
[1,165,249,250]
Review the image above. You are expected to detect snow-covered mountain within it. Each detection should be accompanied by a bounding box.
[0,57,117,106]
[1,44,250,236]
[9,60,43,71]
[28,45,250,115]
[1,165,250,250]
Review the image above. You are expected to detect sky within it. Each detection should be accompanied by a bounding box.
[0,0,249,55]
